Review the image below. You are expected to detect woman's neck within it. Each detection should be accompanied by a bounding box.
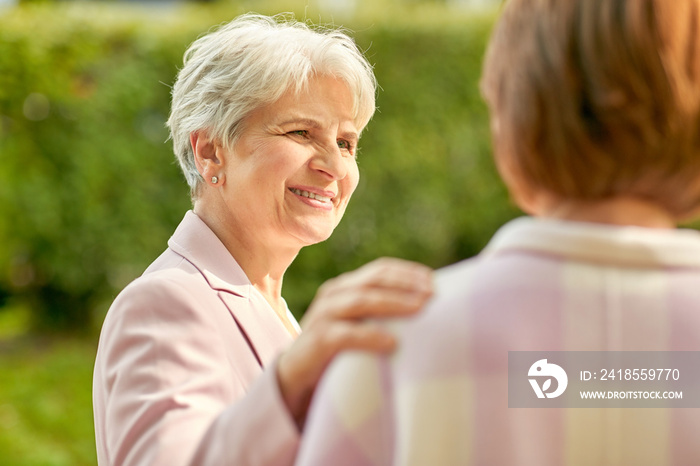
[539,196,675,228]
[193,203,299,314]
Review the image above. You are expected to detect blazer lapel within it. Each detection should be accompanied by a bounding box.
[219,291,295,368]
[167,211,295,369]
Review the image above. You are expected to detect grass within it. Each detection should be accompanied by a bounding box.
[0,335,98,466]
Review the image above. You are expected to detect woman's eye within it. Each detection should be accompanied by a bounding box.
[337,140,354,152]
[289,130,308,137]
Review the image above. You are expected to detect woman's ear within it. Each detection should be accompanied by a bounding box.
[191,130,224,186]
[494,152,553,216]
[510,185,548,216]
[509,183,559,217]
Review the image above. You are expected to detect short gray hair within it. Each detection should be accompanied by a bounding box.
[167,13,378,197]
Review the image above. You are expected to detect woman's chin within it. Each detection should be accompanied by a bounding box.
[289,222,337,247]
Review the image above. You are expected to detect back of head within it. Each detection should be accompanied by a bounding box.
[167,13,377,197]
[481,0,700,219]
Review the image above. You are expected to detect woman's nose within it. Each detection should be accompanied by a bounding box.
[309,141,349,180]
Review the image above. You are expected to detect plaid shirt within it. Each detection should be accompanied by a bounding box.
[297,217,700,466]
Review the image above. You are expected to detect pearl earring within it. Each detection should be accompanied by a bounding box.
[211,176,218,184]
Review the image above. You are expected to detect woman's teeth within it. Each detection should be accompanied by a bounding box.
[290,188,331,203]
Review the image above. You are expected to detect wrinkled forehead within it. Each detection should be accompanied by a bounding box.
[289,71,374,131]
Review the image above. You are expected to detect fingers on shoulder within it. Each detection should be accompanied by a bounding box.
[309,320,396,356]
[342,288,429,318]
[323,257,434,294]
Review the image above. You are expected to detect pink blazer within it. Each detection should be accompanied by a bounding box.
[93,211,300,465]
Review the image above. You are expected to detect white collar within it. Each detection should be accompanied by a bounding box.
[482,216,700,269]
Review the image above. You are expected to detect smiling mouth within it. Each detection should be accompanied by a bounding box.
[289,188,332,203]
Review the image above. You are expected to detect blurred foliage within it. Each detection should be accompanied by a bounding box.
[0,337,96,465]
[0,6,203,332]
[0,1,518,332]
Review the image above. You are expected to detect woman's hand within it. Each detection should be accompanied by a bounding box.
[276,257,434,429]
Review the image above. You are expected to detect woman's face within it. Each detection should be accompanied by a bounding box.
[219,75,361,249]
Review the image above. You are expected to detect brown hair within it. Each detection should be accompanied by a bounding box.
[481,0,700,218]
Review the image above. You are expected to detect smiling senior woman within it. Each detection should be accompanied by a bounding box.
[92,13,433,466]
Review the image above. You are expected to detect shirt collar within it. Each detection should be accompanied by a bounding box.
[167,210,251,297]
[482,216,700,269]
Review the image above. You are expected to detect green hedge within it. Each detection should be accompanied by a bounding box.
[0,337,96,466]
[0,3,519,332]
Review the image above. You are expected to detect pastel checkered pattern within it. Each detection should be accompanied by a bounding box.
[297,217,700,466]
